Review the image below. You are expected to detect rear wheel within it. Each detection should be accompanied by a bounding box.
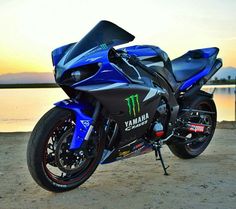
[169,93,216,159]
[27,107,105,192]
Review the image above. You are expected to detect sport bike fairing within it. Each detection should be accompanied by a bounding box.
[52,20,220,153]
[52,20,134,83]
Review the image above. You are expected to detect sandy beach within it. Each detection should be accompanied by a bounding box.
[0,128,236,209]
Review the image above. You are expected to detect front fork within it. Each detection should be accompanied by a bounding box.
[55,99,101,150]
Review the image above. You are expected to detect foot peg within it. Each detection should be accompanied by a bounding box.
[153,143,169,175]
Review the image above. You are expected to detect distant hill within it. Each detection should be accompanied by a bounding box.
[0,72,55,84]
[211,67,236,80]
[0,67,235,84]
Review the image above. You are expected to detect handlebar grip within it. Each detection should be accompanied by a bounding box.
[127,55,158,78]
[128,55,139,65]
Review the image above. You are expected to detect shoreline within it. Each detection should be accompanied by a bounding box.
[0,83,58,88]
[216,120,236,129]
[0,121,235,135]
[0,83,235,89]
[0,131,31,135]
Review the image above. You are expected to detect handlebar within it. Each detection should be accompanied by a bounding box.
[110,48,158,81]
[115,49,138,65]
[111,48,143,69]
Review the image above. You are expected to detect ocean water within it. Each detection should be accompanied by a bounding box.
[0,85,235,132]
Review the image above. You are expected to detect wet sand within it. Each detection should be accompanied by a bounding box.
[0,129,236,209]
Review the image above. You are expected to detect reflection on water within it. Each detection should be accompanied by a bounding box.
[202,85,235,123]
[206,85,235,95]
[0,85,235,132]
[0,88,67,132]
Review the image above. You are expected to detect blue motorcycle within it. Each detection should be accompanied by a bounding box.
[27,20,222,192]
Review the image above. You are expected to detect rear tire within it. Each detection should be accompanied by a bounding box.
[27,107,105,192]
[168,92,216,159]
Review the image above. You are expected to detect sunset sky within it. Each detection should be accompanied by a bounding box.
[0,0,235,74]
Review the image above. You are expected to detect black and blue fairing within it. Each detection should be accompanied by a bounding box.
[52,20,136,150]
[51,20,222,151]
[52,20,134,85]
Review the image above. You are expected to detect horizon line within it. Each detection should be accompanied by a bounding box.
[0,66,236,76]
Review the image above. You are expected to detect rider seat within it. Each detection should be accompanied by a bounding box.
[171,47,219,82]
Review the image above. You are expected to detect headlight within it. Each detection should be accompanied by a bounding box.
[56,63,100,85]
[71,71,82,81]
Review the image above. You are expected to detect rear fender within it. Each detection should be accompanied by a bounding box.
[54,99,93,150]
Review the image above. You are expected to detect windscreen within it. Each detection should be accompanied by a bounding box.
[64,20,135,63]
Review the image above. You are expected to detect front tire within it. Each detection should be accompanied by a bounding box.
[169,92,217,159]
[27,107,105,192]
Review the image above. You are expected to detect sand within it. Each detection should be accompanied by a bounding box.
[0,129,236,209]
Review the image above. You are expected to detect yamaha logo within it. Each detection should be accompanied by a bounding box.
[124,113,149,131]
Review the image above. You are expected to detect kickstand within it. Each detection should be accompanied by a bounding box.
[153,144,169,175]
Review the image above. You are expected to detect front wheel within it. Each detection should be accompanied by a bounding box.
[27,107,105,192]
[169,93,217,159]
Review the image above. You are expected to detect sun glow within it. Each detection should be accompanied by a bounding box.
[0,0,236,74]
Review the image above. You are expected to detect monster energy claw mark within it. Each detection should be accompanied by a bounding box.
[100,44,108,50]
[125,94,140,117]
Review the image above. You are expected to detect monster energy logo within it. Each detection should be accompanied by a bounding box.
[125,94,140,117]
[100,44,108,50]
